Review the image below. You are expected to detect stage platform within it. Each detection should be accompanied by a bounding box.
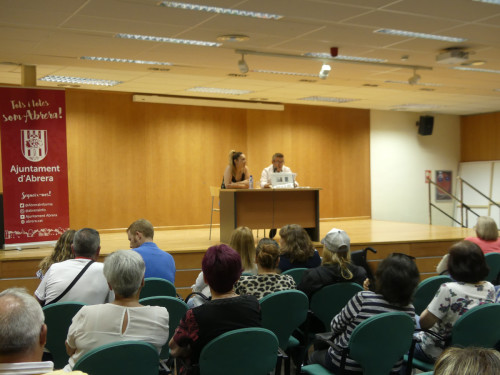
[0,219,474,298]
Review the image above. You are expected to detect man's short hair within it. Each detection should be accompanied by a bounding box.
[104,250,145,298]
[73,228,100,258]
[0,288,44,355]
[272,153,284,161]
[127,219,154,239]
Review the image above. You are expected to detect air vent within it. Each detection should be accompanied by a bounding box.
[299,79,317,83]
[228,73,247,77]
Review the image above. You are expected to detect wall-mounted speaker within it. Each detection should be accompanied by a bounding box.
[417,116,434,136]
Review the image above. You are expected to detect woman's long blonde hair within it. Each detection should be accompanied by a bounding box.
[229,226,256,272]
[322,250,353,280]
[228,150,243,178]
[39,229,76,275]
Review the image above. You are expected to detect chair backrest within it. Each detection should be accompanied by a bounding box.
[73,340,159,375]
[199,327,278,375]
[282,267,308,285]
[139,277,176,299]
[310,282,363,330]
[348,312,415,375]
[451,303,500,348]
[210,186,220,198]
[43,302,86,369]
[485,253,500,283]
[259,290,309,350]
[139,296,188,359]
[413,275,453,315]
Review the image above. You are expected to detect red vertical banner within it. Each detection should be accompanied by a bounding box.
[0,87,69,247]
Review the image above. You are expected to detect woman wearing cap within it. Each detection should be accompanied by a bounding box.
[298,228,367,299]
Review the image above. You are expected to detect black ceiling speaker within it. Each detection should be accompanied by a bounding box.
[417,116,434,135]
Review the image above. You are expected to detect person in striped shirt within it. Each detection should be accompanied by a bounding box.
[309,253,420,374]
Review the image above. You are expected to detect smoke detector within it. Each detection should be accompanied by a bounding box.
[436,47,469,64]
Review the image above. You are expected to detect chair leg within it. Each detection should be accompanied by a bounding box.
[209,197,214,240]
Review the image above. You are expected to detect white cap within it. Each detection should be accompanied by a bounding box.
[321,228,350,253]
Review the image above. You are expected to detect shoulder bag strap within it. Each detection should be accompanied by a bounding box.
[44,260,95,306]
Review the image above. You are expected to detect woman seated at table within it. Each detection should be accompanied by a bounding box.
[298,228,367,299]
[64,250,169,371]
[308,253,420,374]
[414,240,495,363]
[222,150,249,189]
[278,224,321,272]
[169,244,261,374]
[235,238,296,299]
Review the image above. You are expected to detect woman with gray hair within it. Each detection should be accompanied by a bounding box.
[64,250,169,371]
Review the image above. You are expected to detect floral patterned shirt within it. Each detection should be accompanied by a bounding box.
[416,281,495,360]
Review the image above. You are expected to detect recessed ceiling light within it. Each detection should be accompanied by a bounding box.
[304,53,387,63]
[80,56,173,65]
[374,28,466,43]
[158,1,283,19]
[252,69,319,77]
[473,0,500,4]
[39,75,122,86]
[217,35,250,42]
[391,103,440,111]
[451,66,500,74]
[299,96,360,103]
[115,33,221,47]
[187,87,253,95]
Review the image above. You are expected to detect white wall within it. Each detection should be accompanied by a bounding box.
[370,110,461,225]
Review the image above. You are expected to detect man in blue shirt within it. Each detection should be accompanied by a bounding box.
[127,219,176,283]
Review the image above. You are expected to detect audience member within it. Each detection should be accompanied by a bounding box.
[37,230,76,280]
[230,226,257,274]
[434,347,500,375]
[0,288,53,374]
[278,224,321,272]
[308,253,420,374]
[221,150,250,189]
[298,228,367,299]
[64,250,169,371]
[127,219,176,283]
[436,216,500,274]
[414,240,495,363]
[235,238,296,299]
[35,228,113,306]
[169,244,261,374]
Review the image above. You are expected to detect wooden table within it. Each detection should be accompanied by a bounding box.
[219,188,321,243]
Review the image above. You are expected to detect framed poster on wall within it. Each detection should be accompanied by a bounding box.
[436,170,452,201]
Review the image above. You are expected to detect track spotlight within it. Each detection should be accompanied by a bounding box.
[319,63,331,80]
[238,54,249,74]
[408,69,421,85]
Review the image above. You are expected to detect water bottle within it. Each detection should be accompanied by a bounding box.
[249,175,254,189]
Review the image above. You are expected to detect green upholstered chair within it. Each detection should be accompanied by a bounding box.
[309,282,364,332]
[485,253,500,284]
[282,268,309,285]
[406,303,500,372]
[139,296,188,361]
[43,302,86,369]
[302,312,415,375]
[139,277,176,299]
[73,340,159,375]
[260,290,309,375]
[413,275,452,315]
[198,327,278,375]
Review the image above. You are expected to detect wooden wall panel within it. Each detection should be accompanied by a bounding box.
[461,112,500,161]
[247,105,371,219]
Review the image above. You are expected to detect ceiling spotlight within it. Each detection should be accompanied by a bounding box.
[408,69,421,85]
[319,63,331,80]
[238,54,249,74]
